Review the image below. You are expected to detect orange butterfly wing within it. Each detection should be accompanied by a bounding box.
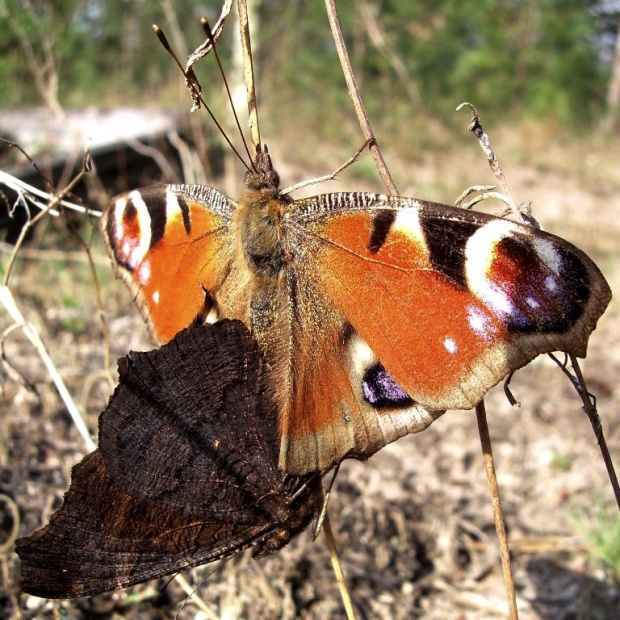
[292,193,610,411]
[102,185,235,343]
[101,169,611,474]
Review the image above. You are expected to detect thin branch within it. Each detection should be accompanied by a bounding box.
[125,136,180,183]
[281,139,370,195]
[475,401,519,620]
[549,353,620,510]
[2,162,91,287]
[323,0,397,195]
[0,286,95,453]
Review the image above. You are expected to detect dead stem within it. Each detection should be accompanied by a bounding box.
[323,0,397,195]
[551,353,620,511]
[323,514,358,620]
[476,401,519,620]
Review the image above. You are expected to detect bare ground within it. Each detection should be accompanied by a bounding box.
[1,129,620,619]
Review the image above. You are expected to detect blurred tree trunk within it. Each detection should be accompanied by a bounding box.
[602,16,620,131]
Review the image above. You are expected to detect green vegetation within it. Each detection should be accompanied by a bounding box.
[573,500,620,581]
[0,0,617,133]
[550,454,573,472]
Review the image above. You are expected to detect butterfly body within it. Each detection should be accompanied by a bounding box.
[102,145,612,474]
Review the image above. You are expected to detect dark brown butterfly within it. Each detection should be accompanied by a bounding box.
[16,319,323,598]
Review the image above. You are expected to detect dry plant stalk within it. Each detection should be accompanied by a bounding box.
[236,0,261,149]
[323,1,519,618]
[459,105,620,512]
[0,285,95,453]
[0,152,108,454]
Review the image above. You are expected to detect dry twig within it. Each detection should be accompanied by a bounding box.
[324,3,519,617]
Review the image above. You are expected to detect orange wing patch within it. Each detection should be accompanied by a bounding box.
[313,210,506,410]
[102,186,234,343]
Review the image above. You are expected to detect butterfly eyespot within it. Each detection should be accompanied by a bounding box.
[362,364,414,409]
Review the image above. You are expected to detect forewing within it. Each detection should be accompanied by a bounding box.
[293,192,611,411]
[101,184,235,343]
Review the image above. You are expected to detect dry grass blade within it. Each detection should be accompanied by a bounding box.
[457,102,526,223]
[323,514,358,620]
[476,401,519,620]
[324,3,520,617]
[236,0,260,150]
[184,0,233,72]
[0,286,95,453]
[174,573,220,620]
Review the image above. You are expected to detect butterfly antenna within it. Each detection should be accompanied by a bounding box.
[201,18,255,168]
[153,25,251,173]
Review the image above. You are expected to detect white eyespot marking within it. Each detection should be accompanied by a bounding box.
[349,332,377,376]
[526,296,540,309]
[138,260,151,286]
[533,237,561,273]
[545,276,558,292]
[465,219,519,316]
[467,305,498,341]
[443,338,458,354]
[393,208,424,241]
[114,192,152,269]
[165,187,183,221]
[152,290,160,304]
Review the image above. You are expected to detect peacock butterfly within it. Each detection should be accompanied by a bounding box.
[101,144,612,475]
[16,319,323,598]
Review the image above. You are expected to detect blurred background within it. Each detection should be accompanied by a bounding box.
[1,0,620,197]
[1,2,620,619]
